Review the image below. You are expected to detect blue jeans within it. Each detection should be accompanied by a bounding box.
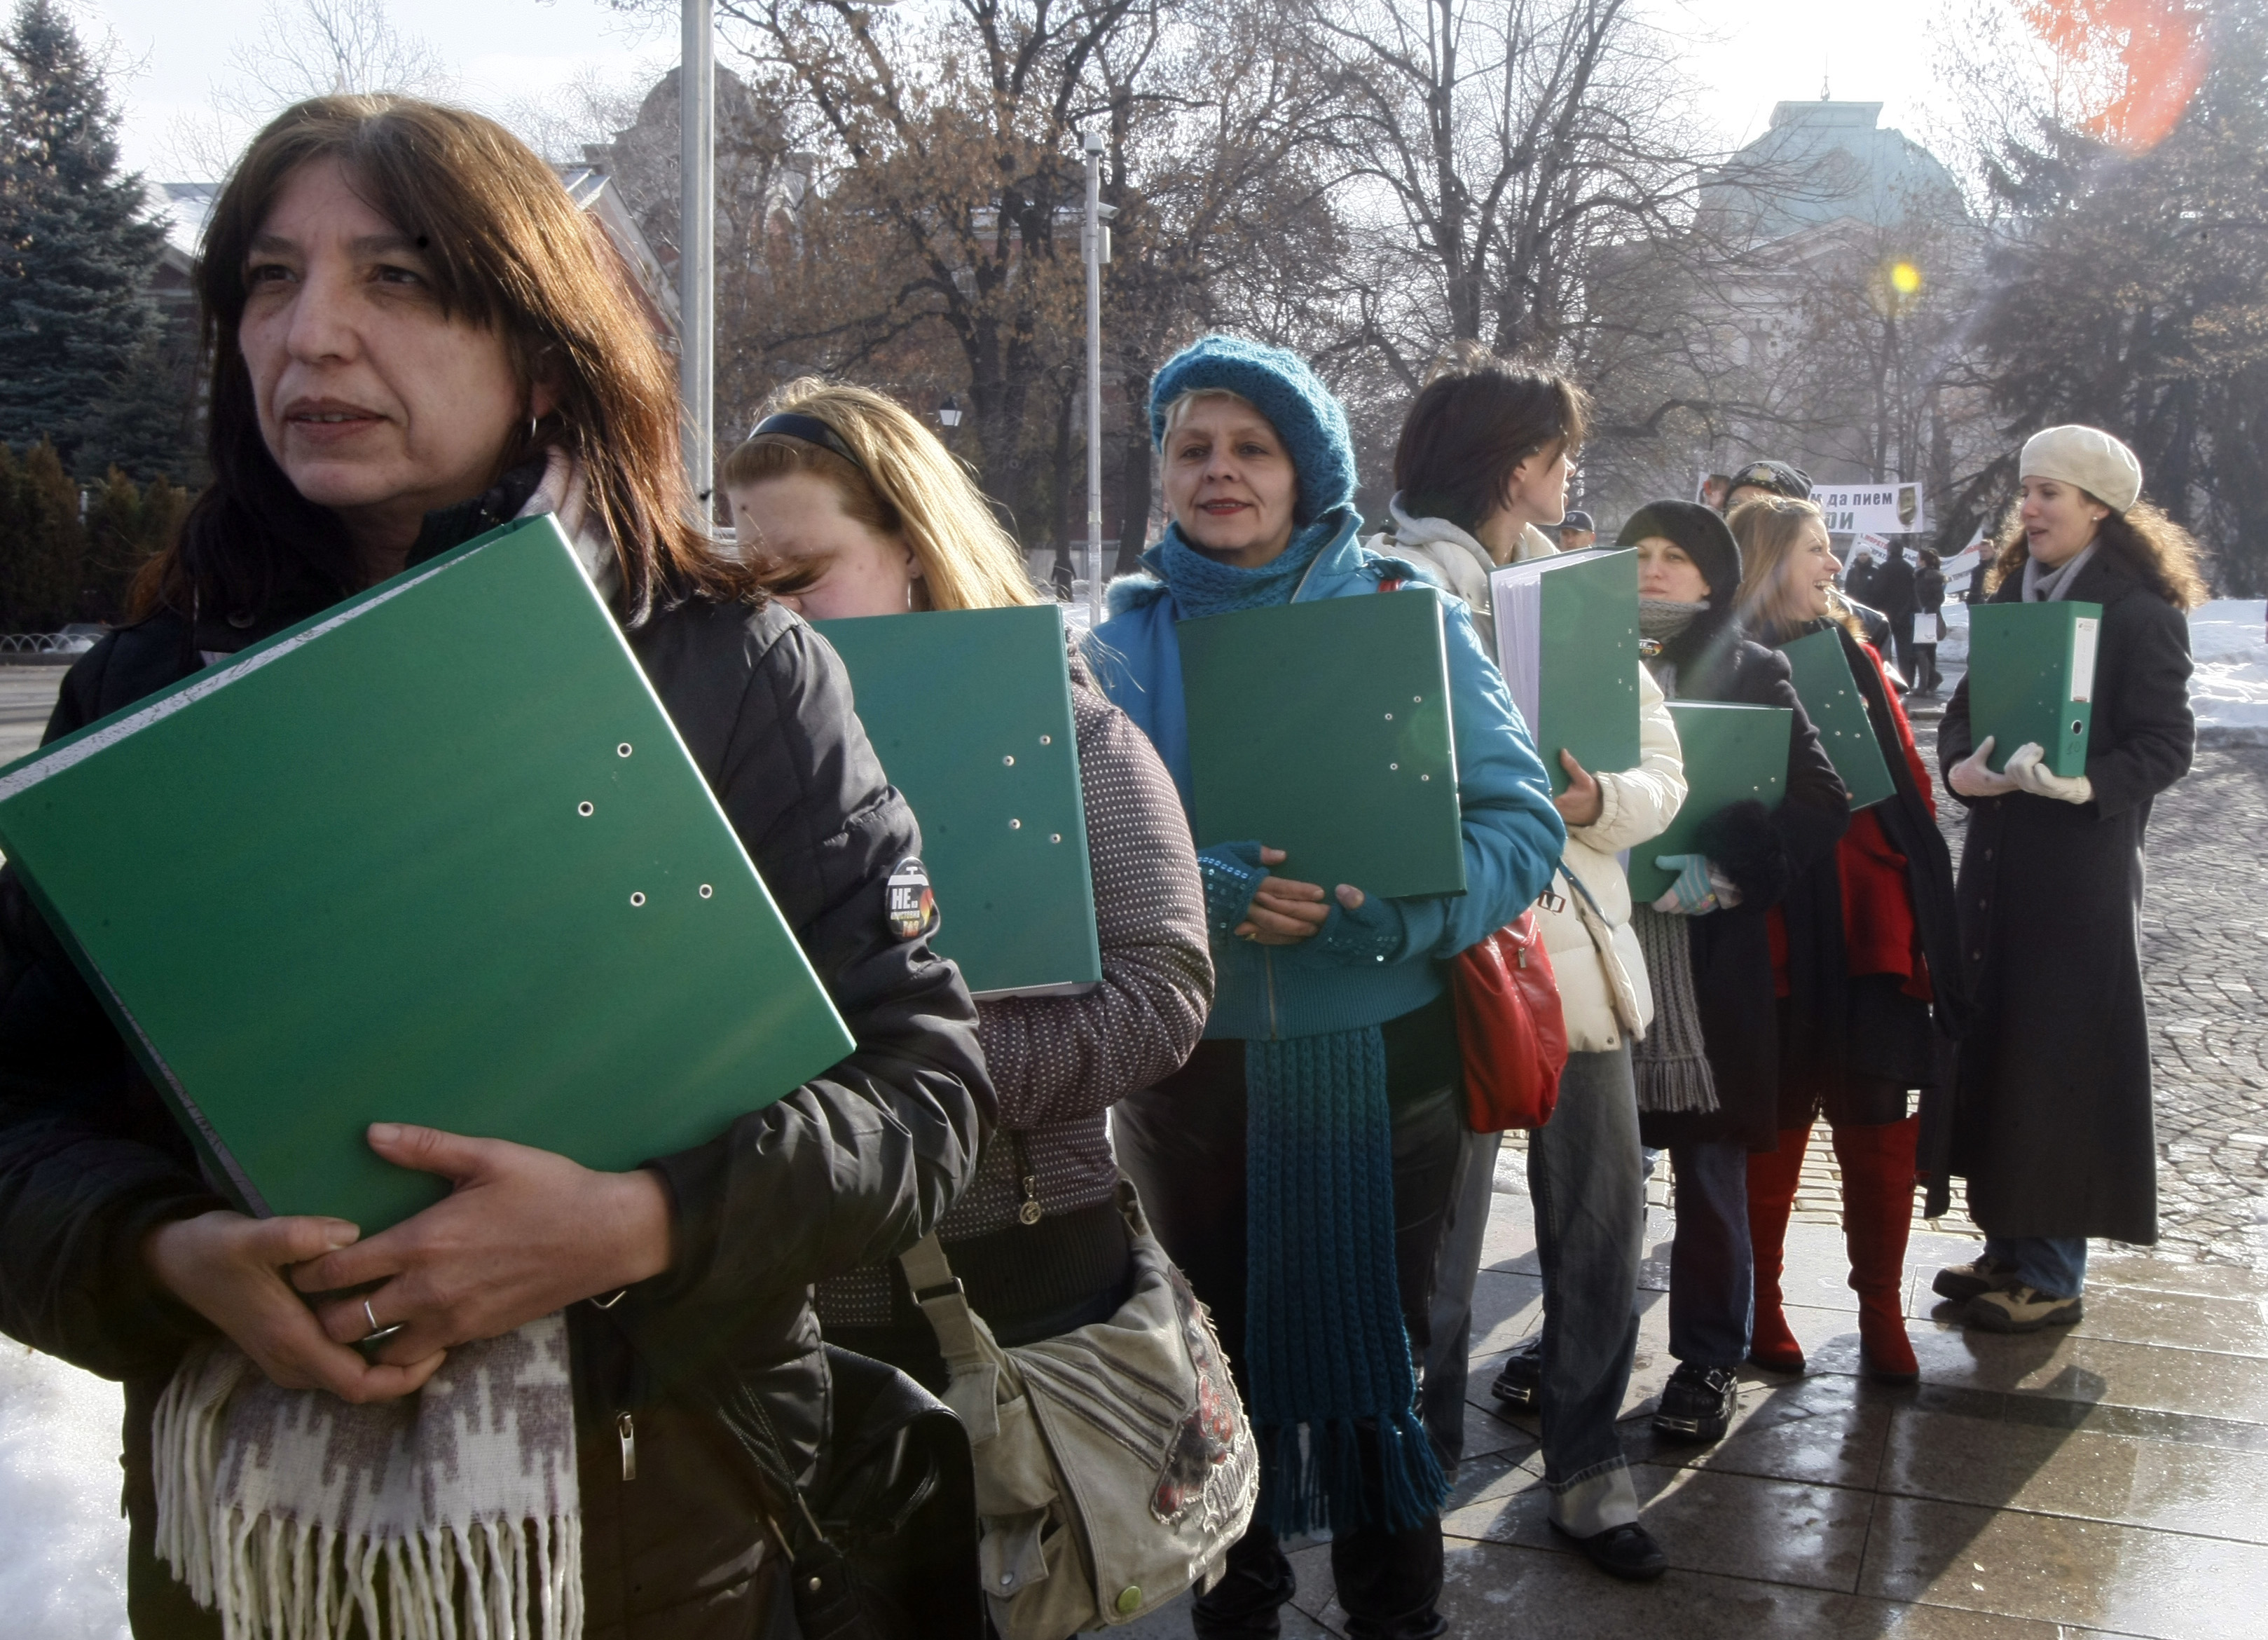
[1668,1137,1753,1367]
[1526,1045,1646,1503]
[1984,1235,2088,1298]
[1421,1126,1502,1473]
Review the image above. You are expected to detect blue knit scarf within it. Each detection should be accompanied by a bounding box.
[1143,514,1448,1537]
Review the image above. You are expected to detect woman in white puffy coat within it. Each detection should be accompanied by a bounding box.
[1378,346,1686,1583]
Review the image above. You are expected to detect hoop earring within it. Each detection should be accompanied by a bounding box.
[527,414,540,445]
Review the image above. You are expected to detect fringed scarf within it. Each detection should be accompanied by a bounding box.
[150,451,607,1639]
[152,1318,581,1640]
[1142,516,1448,1536]
[1628,906,1719,1116]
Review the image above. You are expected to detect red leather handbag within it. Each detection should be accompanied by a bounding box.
[1450,910,1570,1132]
[1368,572,1569,1130]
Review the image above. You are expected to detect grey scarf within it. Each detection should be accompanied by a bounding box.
[1629,906,1719,1115]
[1629,625,1719,1116]
[2022,539,2100,603]
[1637,599,1708,697]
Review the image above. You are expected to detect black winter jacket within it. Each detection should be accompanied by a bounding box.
[1640,634,1850,1152]
[1929,548,2193,1241]
[0,551,991,1636]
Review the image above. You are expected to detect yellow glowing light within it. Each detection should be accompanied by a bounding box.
[1889,261,1923,296]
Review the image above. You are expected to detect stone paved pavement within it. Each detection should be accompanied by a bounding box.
[1912,692,2268,1271]
[1125,1190,2268,1639]
[1125,695,2268,1637]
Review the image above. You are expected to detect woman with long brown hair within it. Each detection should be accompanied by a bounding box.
[1729,496,1967,1386]
[1933,427,2201,1332]
[0,97,989,1638]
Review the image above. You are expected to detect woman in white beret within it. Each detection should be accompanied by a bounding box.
[1930,425,2206,1332]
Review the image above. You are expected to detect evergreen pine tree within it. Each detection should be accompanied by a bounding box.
[0,437,85,630]
[0,0,171,471]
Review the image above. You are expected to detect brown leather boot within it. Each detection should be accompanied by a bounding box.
[1834,1116,1922,1384]
[1745,1126,1810,1373]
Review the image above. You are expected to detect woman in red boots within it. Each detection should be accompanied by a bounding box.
[1730,498,1970,1383]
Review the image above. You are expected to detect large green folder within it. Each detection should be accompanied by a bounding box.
[1178,589,1464,898]
[816,605,1100,999]
[0,514,855,1234]
[1628,701,1792,903]
[1487,547,1642,794]
[1780,628,1895,810]
[1967,601,2101,776]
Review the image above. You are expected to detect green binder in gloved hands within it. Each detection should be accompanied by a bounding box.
[1488,547,1642,794]
[1966,601,2101,776]
[816,604,1101,999]
[0,513,855,1234]
[1627,701,1792,903]
[1176,587,1464,900]
[1780,627,1895,810]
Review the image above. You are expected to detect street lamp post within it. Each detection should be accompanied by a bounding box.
[681,0,715,514]
[1081,130,1107,631]
[937,395,963,430]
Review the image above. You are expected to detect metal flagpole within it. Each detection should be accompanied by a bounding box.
[1081,131,1106,630]
[681,0,715,514]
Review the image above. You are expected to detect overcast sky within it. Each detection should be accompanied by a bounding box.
[81,0,1947,182]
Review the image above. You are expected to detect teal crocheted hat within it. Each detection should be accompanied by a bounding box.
[1148,335,1357,526]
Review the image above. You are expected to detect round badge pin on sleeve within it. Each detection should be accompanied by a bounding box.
[885,856,937,941]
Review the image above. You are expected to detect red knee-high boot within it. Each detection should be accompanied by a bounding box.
[1745,1125,1810,1374]
[1834,1116,1921,1384]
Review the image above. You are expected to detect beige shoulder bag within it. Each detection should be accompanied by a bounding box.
[900,1180,1259,1640]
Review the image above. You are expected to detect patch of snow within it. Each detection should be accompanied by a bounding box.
[0,1345,129,1639]
[2188,599,2268,744]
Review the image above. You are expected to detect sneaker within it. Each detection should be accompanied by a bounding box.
[1651,1362,1738,1444]
[1548,1517,1667,1583]
[1489,1339,1542,1414]
[1932,1254,2020,1305]
[1964,1285,2082,1333]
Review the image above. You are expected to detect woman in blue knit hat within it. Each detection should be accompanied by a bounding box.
[1092,336,1564,1640]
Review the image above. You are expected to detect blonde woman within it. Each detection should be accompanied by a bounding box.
[721,379,1215,1384]
[1729,496,1967,1384]
[1934,427,2202,1332]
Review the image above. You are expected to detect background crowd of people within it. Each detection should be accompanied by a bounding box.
[0,91,2209,1640]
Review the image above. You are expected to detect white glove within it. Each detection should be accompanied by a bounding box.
[1948,734,2021,798]
[2005,742,2094,805]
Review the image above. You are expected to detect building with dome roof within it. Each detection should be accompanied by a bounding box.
[1698,100,1967,247]
[1588,97,1986,535]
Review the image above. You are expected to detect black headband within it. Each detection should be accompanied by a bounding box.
[749,411,865,474]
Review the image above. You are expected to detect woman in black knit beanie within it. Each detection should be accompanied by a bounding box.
[1612,502,1848,1444]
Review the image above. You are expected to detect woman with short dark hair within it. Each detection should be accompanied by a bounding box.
[1934,426,2201,1331]
[1374,348,1685,1583]
[1377,341,1588,632]
[0,96,989,1639]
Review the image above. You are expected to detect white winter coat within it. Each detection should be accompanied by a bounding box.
[1369,500,1687,1052]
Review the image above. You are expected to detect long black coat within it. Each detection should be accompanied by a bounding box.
[1930,549,2194,1242]
[1640,637,1850,1152]
[1777,624,1971,1128]
[0,524,993,1636]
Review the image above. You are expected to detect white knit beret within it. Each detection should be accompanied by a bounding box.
[2019,425,2143,513]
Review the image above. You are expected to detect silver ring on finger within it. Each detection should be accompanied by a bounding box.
[359,1297,404,1348]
